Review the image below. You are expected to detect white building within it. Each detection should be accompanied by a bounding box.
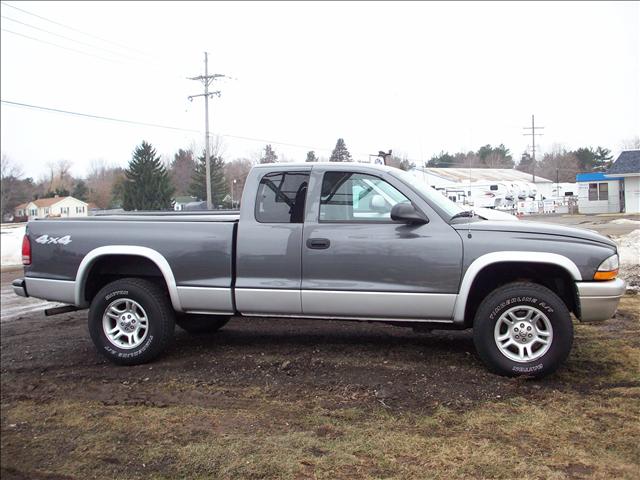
[605,150,640,214]
[15,196,89,220]
[173,196,198,211]
[409,167,558,208]
[576,173,622,214]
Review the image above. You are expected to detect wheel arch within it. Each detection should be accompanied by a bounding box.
[453,251,581,325]
[75,246,182,311]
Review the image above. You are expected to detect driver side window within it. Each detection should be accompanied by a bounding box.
[319,172,409,222]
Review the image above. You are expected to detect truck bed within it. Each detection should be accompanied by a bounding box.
[35,211,241,223]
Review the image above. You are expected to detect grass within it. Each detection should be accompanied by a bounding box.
[1,296,639,479]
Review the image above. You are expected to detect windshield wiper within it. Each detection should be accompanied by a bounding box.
[450,210,475,220]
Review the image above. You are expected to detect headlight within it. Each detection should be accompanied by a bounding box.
[593,254,619,280]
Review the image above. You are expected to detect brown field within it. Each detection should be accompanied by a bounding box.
[1,273,638,479]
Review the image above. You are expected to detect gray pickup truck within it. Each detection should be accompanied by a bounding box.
[13,162,626,377]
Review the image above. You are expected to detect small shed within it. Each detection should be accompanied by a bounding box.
[605,150,640,214]
[576,173,622,214]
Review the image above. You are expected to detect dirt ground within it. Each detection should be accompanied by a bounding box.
[1,265,639,478]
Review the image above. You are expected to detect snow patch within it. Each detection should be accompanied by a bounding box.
[612,218,640,225]
[1,224,25,267]
[611,229,640,290]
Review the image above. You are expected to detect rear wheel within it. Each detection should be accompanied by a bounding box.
[473,282,573,378]
[88,278,175,365]
[176,314,230,334]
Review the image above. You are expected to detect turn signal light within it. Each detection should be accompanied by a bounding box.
[594,270,618,281]
[22,235,31,265]
[593,254,619,281]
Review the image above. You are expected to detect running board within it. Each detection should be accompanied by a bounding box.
[44,305,82,316]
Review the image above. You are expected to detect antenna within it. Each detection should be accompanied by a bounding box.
[467,146,472,239]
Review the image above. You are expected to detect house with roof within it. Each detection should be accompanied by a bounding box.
[173,196,198,211]
[14,195,89,221]
[575,172,623,214]
[576,150,639,214]
[606,150,639,214]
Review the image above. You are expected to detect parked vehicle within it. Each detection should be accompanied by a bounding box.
[13,163,625,377]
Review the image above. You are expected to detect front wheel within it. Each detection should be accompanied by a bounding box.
[473,282,573,378]
[88,278,175,365]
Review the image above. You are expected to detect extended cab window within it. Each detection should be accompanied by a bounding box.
[320,172,409,222]
[255,171,309,223]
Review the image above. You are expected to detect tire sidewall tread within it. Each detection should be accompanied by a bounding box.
[88,278,175,365]
[473,282,573,378]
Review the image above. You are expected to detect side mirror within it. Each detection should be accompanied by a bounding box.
[390,203,428,224]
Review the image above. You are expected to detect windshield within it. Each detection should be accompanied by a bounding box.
[392,169,465,218]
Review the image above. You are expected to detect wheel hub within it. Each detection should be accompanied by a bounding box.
[494,305,553,363]
[102,298,149,350]
[511,321,535,344]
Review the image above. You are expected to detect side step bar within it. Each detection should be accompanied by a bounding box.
[44,305,82,317]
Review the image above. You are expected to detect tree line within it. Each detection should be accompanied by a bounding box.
[1,137,388,215]
[2,135,638,217]
[426,144,621,183]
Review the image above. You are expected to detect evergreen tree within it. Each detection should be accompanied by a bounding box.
[427,151,456,168]
[329,138,352,162]
[573,147,595,172]
[516,152,536,174]
[306,151,319,162]
[260,144,278,164]
[592,146,613,172]
[123,141,174,211]
[72,179,88,201]
[189,152,228,206]
[477,144,514,168]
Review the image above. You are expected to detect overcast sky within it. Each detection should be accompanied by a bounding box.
[1,1,638,179]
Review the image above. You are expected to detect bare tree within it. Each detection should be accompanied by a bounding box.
[1,153,24,180]
[537,145,580,183]
[223,158,253,205]
[42,159,75,194]
[621,136,640,150]
[1,153,34,220]
[169,149,196,196]
[86,160,125,209]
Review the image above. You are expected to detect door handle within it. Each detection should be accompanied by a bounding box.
[306,238,331,249]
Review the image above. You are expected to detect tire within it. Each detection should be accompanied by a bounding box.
[176,314,230,334]
[88,278,175,365]
[473,282,573,378]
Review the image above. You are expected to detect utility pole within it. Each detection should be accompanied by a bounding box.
[523,114,544,183]
[188,52,225,209]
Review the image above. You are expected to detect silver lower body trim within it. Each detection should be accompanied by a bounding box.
[302,290,456,320]
[241,312,454,323]
[235,288,302,315]
[176,286,234,314]
[235,288,456,320]
[576,278,626,322]
[24,277,76,304]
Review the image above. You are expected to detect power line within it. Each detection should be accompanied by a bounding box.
[0,99,335,153]
[1,99,202,133]
[1,28,123,63]
[0,1,154,60]
[1,14,141,61]
[1,16,196,84]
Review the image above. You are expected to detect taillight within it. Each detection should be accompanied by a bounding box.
[22,235,31,265]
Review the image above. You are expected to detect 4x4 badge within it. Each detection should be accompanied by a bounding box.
[35,234,72,245]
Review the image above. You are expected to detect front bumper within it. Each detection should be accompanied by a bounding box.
[576,278,627,322]
[12,278,28,298]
